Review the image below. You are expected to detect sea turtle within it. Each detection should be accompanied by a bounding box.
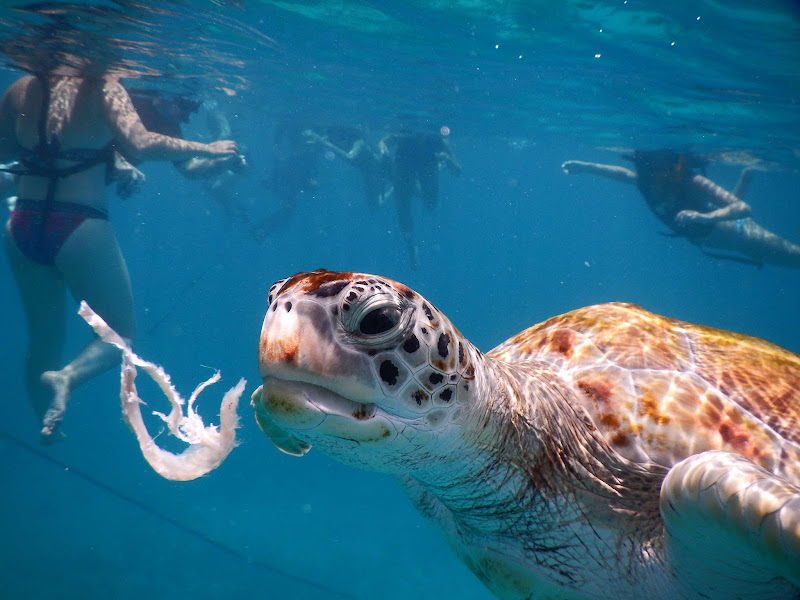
[252,269,800,600]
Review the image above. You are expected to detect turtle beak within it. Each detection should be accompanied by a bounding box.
[254,377,393,446]
[251,385,312,457]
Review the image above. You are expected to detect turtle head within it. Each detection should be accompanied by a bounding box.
[254,269,477,473]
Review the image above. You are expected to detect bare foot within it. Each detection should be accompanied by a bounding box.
[40,370,70,443]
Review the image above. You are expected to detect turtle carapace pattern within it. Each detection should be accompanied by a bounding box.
[253,269,800,600]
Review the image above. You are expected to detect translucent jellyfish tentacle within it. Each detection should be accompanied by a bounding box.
[79,301,244,481]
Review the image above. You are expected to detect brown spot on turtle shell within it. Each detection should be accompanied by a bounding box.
[550,329,575,358]
[577,378,613,405]
[639,393,672,426]
[611,431,630,446]
[719,420,750,452]
[599,412,621,429]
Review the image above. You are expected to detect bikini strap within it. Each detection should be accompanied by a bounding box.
[34,73,53,158]
[14,74,114,180]
[33,73,60,254]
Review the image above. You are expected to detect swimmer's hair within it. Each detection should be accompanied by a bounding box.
[128,88,202,123]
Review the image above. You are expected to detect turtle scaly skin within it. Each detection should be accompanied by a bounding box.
[253,269,800,600]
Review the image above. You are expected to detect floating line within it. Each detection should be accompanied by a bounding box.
[0,428,359,600]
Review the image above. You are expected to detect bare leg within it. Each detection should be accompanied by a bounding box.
[732,167,755,200]
[362,171,382,212]
[41,218,137,440]
[418,165,439,211]
[394,177,420,270]
[4,222,68,429]
[703,218,800,268]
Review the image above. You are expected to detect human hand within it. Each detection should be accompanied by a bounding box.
[114,162,146,199]
[208,140,239,156]
[561,160,587,175]
[303,130,324,144]
[675,210,712,227]
[225,153,248,172]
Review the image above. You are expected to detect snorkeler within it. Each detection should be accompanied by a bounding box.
[379,131,461,269]
[128,89,246,179]
[303,126,390,211]
[561,150,800,268]
[0,64,239,442]
[114,89,249,220]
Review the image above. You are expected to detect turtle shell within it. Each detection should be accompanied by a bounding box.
[489,302,800,483]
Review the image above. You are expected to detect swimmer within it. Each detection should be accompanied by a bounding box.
[0,65,239,442]
[304,126,390,211]
[379,131,461,269]
[114,90,249,220]
[562,150,800,268]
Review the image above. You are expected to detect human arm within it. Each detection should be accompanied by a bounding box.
[303,129,362,162]
[437,149,461,176]
[561,160,637,183]
[102,78,238,162]
[108,151,146,199]
[174,153,247,180]
[377,133,398,158]
[674,174,752,227]
[434,137,461,175]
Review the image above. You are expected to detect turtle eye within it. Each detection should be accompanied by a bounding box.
[359,305,401,335]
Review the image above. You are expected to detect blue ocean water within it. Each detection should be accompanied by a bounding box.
[0,1,799,599]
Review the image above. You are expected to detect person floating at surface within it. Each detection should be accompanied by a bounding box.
[561,149,800,268]
[0,65,239,443]
[303,126,390,211]
[129,90,246,181]
[379,131,461,270]
[114,89,249,220]
[253,119,322,239]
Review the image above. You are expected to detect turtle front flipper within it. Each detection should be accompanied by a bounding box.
[250,385,312,457]
[661,450,800,596]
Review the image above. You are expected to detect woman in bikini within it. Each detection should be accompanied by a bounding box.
[561,149,800,268]
[0,71,239,442]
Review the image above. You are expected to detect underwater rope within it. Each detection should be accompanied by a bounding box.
[0,429,360,600]
[145,264,211,336]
